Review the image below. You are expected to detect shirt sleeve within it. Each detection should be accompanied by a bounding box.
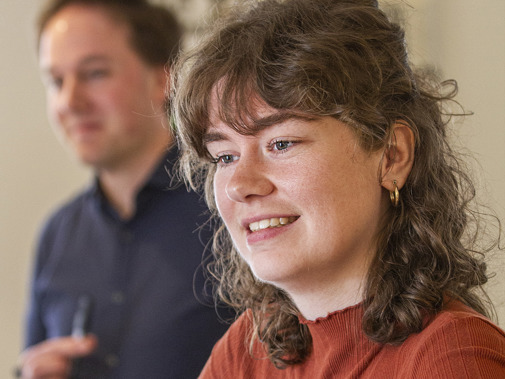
[23,219,55,348]
[23,205,72,349]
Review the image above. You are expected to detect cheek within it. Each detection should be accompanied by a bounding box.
[120,74,156,111]
[96,90,122,112]
[213,175,245,250]
[213,174,231,223]
[296,157,380,218]
[286,160,342,202]
[46,95,59,121]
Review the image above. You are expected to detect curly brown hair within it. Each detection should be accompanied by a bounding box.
[171,0,499,369]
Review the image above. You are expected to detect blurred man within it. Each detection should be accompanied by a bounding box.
[17,1,229,378]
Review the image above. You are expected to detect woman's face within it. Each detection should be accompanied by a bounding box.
[205,101,389,296]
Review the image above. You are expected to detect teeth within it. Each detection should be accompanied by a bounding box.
[249,216,297,232]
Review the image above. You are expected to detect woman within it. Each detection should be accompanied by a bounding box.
[171,0,505,377]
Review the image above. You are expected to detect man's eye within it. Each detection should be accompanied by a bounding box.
[44,76,63,90]
[84,69,109,80]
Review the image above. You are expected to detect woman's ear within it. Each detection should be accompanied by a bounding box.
[380,121,415,191]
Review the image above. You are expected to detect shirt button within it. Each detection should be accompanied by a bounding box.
[105,354,120,368]
[120,230,133,243]
[111,291,125,304]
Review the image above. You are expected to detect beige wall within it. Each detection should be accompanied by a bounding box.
[404,0,505,322]
[0,0,503,375]
[0,2,88,376]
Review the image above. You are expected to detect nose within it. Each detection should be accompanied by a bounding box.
[225,157,274,203]
[56,76,87,115]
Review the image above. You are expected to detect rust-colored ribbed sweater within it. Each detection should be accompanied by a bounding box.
[199,300,505,378]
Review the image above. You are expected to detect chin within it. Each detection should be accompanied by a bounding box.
[250,265,294,289]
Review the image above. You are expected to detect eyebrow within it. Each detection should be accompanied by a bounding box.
[203,131,228,144]
[41,55,112,76]
[202,112,316,144]
[78,55,111,66]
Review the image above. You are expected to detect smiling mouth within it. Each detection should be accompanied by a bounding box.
[248,216,298,232]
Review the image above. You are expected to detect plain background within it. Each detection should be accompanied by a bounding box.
[1,0,503,375]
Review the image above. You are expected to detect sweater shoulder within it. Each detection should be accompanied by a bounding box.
[199,311,254,378]
[396,300,505,378]
[422,300,505,343]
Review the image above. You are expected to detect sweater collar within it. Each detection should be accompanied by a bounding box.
[299,303,376,356]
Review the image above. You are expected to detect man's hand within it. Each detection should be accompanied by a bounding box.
[16,335,97,379]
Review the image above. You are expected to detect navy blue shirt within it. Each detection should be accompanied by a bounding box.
[25,147,230,378]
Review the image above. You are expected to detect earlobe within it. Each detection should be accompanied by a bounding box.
[380,121,415,192]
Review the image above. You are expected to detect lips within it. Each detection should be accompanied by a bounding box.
[74,122,100,132]
[68,121,102,140]
[249,216,298,232]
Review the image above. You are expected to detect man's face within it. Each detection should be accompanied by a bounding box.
[38,4,166,171]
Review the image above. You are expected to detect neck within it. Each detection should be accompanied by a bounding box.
[284,268,368,321]
[98,135,172,220]
[291,283,363,320]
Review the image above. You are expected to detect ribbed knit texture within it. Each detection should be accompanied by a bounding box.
[199,300,505,378]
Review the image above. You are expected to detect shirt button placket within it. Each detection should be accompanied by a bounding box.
[105,353,120,368]
[105,224,133,368]
[111,291,125,305]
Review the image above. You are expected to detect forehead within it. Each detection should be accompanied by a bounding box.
[206,84,317,139]
[39,4,132,69]
[208,85,268,122]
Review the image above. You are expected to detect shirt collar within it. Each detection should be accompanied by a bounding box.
[90,145,182,205]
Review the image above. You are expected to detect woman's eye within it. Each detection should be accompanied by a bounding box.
[272,140,294,151]
[213,154,237,165]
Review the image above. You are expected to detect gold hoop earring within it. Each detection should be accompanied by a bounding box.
[390,180,399,207]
